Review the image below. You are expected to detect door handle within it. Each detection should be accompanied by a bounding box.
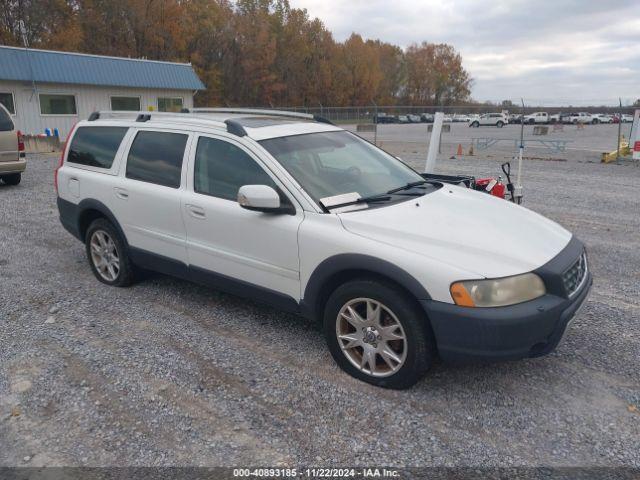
[185,204,206,219]
[114,187,129,200]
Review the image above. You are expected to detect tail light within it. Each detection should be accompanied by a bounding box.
[634,141,640,152]
[17,130,25,156]
[55,123,77,194]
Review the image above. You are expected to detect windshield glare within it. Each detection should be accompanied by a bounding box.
[259,131,424,203]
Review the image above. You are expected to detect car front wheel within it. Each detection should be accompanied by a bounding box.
[324,279,434,389]
[496,121,504,128]
[470,121,479,128]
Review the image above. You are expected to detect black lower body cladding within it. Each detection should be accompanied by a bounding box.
[422,236,592,363]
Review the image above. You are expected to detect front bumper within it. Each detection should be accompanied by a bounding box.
[0,157,26,174]
[422,236,593,363]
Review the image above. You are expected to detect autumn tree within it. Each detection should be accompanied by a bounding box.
[0,0,473,108]
[405,42,471,105]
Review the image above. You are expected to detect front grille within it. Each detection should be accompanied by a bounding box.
[562,251,588,297]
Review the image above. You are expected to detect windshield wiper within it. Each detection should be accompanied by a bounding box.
[386,180,428,195]
[323,194,393,211]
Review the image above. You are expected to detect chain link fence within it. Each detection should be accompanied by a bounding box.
[279,103,637,166]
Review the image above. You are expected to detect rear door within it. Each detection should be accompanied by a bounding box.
[112,128,191,267]
[0,104,17,163]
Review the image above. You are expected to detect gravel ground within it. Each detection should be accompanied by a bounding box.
[0,144,639,469]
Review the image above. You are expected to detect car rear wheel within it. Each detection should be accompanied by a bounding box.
[324,279,434,389]
[85,218,135,287]
[470,121,479,128]
[496,121,504,128]
[1,173,21,185]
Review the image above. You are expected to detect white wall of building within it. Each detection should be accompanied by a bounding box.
[0,80,196,139]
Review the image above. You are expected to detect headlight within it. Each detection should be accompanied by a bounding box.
[450,273,546,307]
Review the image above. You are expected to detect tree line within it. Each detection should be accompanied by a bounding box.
[0,0,473,107]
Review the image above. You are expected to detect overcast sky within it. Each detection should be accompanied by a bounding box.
[290,0,640,106]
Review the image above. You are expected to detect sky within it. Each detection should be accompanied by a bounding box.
[289,0,640,106]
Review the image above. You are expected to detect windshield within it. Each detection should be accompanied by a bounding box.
[259,131,424,203]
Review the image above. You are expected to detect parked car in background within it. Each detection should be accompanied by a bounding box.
[562,112,592,124]
[0,103,25,185]
[523,112,549,124]
[470,113,508,128]
[508,114,522,124]
[420,113,434,123]
[407,114,422,123]
[55,108,592,389]
[549,113,563,124]
[620,114,634,123]
[373,113,396,124]
[443,114,453,123]
[397,115,410,124]
[591,114,612,124]
[452,114,471,123]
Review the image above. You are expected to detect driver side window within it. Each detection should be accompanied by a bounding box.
[194,136,277,201]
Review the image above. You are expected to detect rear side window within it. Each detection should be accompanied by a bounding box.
[194,136,277,200]
[126,131,188,188]
[67,127,128,168]
[0,105,13,131]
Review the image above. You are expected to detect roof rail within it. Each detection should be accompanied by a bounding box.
[189,107,314,120]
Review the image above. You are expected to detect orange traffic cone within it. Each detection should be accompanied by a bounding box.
[456,143,463,156]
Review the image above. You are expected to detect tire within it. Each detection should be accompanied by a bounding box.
[470,121,479,128]
[496,121,504,128]
[592,119,599,125]
[323,278,435,389]
[2,173,21,185]
[85,218,135,287]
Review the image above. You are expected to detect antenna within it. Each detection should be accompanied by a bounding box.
[18,20,38,101]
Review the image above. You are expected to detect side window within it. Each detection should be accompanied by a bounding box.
[67,127,128,168]
[126,131,188,188]
[0,105,13,131]
[0,93,15,115]
[194,137,277,201]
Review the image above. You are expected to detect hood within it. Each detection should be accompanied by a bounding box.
[338,185,572,279]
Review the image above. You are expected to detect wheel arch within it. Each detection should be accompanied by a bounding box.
[301,254,432,324]
[77,199,128,245]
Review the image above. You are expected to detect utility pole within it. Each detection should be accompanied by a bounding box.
[514,98,525,204]
[616,97,623,162]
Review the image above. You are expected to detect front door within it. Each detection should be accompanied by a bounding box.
[182,134,303,303]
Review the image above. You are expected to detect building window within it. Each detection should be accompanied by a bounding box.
[111,96,141,111]
[158,97,183,112]
[0,92,15,114]
[40,94,77,115]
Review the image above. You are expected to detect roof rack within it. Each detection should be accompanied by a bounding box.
[86,110,229,131]
[86,107,334,137]
[187,107,334,126]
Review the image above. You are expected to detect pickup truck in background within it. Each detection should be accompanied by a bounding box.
[562,112,593,124]
[523,112,549,124]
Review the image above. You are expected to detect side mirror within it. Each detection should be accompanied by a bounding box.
[238,185,291,214]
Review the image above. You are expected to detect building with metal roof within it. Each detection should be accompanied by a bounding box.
[0,45,205,138]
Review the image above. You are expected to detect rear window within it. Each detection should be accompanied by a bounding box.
[125,131,187,188]
[67,127,128,168]
[0,105,13,131]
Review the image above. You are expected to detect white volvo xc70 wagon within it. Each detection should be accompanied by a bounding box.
[56,108,592,389]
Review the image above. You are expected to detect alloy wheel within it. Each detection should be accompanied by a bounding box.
[89,230,120,281]
[336,298,408,377]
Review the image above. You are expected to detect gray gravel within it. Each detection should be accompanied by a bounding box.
[0,145,639,468]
